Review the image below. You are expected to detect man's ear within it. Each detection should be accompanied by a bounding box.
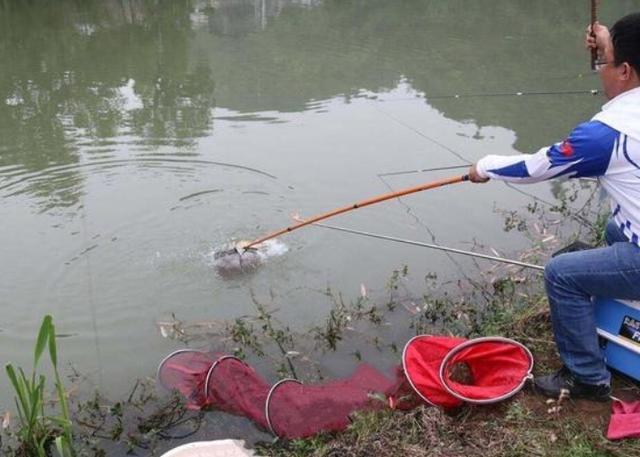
[620,61,635,81]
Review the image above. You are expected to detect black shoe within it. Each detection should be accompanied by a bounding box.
[534,366,611,402]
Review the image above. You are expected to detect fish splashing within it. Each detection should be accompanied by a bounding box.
[211,239,288,277]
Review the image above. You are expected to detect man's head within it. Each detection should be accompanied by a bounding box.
[600,12,640,99]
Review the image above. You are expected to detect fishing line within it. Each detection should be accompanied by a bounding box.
[377,174,440,244]
[375,106,472,165]
[378,89,599,103]
[80,194,104,388]
[378,89,601,103]
[502,180,599,227]
[378,164,470,178]
[375,105,505,293]
[428,89,600,100]
[377,172,491,296]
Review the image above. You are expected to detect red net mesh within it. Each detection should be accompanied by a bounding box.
[157,336,532,438]
[157,351,409,438]
[266,364,397,439]
[439,338,533,403]
[204,356,271,430]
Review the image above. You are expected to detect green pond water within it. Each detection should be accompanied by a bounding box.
[1,0,637,426]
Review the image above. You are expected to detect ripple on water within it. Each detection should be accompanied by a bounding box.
[0,157,278,202]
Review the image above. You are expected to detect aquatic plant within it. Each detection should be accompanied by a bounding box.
[4,315,75,457]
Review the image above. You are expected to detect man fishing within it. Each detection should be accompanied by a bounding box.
[469,12,640,401]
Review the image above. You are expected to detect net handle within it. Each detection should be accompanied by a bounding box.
[438,336,534,405]
[244,174,469,249]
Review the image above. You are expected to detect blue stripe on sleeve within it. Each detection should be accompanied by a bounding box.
[487,160,530,178]
[546,121,617,178]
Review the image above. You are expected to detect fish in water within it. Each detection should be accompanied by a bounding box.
[213,241,262,276]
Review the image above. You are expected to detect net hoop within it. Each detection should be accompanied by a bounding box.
[438,336,534,405]
[401,335,464,408]
[156,349,212,391]
[203,355,245,399]
[265,378,303,437]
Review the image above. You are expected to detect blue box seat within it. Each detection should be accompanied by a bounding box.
[595,298,640,382]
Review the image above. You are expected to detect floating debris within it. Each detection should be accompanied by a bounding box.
[156,316,226,343]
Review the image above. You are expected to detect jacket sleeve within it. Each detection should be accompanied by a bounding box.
[475,121,618,183]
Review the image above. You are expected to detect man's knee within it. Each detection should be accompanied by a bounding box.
[544,255,563,288]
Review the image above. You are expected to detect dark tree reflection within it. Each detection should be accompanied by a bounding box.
[0,0,215,210]
[1,0,637,211]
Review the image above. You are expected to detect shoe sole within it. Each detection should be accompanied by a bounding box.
[533,383,611,402]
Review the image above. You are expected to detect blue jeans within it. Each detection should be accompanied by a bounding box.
[544,219,640,385]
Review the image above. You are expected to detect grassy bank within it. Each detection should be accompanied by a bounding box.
[257,291,640,457]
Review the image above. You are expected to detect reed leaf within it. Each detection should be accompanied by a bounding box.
[34,315,52,368]
[5,364,28,418]
[26,376,45,432]
[48,318,57,367]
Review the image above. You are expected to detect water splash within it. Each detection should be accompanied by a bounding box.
[256,239,289,260]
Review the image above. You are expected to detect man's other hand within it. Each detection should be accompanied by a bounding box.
[585,21,611,59]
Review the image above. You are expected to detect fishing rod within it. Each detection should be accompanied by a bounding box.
[217,174,470,257]
[379,164,599,183]
[591,0,598,71]
[423,89,599,101]
[305,221,545,272]
[380,89,599,103]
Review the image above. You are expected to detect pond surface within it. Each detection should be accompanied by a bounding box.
[1,0,636,413]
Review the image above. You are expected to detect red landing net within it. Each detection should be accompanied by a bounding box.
[157,336,533,439]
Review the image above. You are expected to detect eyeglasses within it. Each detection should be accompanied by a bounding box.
[594,59,613,71]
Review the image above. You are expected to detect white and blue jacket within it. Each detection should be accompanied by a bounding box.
[476,87,640,246]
